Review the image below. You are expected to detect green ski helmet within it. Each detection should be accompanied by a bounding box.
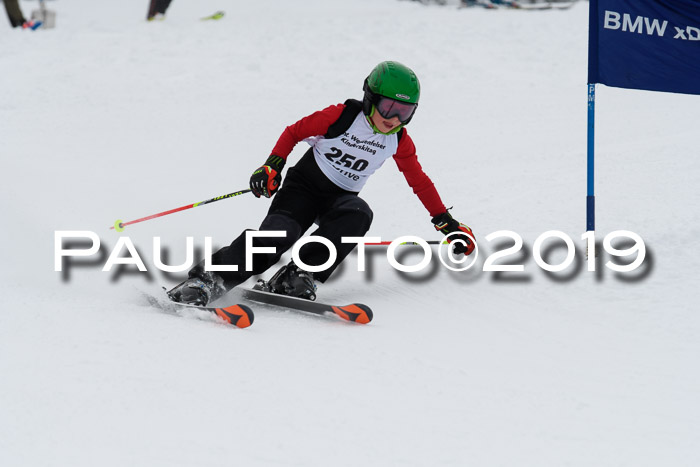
[363,61,420,126]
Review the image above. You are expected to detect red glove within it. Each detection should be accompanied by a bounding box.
[250,155,285,198]
[431,211,475,255]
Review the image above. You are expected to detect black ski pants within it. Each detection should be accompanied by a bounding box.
[147,0,172,18]
[3,0,26,27]
[195,150,373,289]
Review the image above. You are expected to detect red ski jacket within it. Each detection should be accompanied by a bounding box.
[270,103,447,217]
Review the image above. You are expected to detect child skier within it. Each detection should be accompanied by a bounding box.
[169,61,475,306]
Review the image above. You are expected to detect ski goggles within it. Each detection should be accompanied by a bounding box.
[375,97,417,123]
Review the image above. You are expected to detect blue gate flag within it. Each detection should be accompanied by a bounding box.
[588,0,700,95]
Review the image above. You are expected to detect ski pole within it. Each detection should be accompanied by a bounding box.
[110,188,251,231]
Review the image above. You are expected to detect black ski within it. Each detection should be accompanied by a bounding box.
[240,282,373,324]
[143,291,254,328]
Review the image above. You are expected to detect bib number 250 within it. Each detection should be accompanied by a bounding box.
[324,147,369,171]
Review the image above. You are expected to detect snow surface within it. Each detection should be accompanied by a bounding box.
[1,0,699,466]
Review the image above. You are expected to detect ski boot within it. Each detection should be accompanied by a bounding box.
[167,271,227,306]
[266,261,317,301]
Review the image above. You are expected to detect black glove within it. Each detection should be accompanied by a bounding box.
[250,155,286,198]
[431,211,476,255]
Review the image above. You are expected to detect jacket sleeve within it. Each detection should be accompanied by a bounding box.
[270,104,345,160]
[392,131,447,217]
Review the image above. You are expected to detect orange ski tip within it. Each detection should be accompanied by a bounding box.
[214,308,233,324]
[216,305,254,328]
[332,304,373,324]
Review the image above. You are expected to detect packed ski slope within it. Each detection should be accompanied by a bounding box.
[1,1,699,466]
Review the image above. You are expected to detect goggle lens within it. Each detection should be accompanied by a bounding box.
[375,97,417,123]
